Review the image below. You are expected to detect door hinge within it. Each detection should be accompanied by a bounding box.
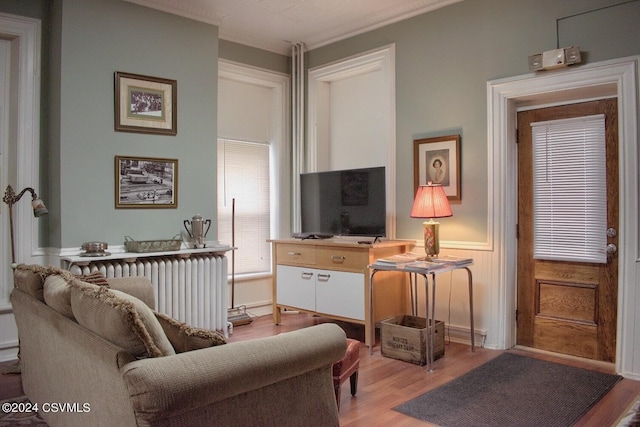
[515,309,519,324]
[516,223,520,239]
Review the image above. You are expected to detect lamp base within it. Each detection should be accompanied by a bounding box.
[423,220,440,258]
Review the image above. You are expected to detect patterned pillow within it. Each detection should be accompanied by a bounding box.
[70,286,175,358]
[13,264,53,301]
[75,271,110,287]
[14,265,108,305]
[43,275,81,319]
[155,311,226,353]
[42,272,109,319]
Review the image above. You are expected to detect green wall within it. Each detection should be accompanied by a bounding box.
[307,0,640,243]
[219,39,290,75]
[2,0,639,249]
[9,0,216,248]
[54,0,217,247]
[53,0,219,248]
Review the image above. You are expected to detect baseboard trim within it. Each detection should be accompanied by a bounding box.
[444,324,487,348]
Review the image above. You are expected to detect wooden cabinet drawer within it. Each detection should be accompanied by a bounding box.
[276,244,316,265]
[316,247,367,271]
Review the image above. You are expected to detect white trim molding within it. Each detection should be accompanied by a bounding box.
[2,13,41,259]
[307,44,397,238]
[0,12,42,300]
[218,59,291,239]
[0,12,41,360]
[488,56,639,378]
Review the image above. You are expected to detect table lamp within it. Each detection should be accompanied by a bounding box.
[410,182,452,258]
[3,185,48,267]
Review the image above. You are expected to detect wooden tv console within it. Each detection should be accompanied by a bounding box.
[270,238,414,347]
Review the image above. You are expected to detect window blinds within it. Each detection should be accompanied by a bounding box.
[217,139,271,274]
[531,114,607,264]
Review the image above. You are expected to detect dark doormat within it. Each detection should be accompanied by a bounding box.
[394,352,621,427]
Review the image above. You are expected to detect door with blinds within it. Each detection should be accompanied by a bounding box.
[516,99,618,362]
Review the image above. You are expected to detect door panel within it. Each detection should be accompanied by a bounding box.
[517,99,618,362]
[537,281,597,323]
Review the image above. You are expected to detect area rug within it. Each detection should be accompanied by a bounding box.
[394,352,621,427]
[0,396,47,426]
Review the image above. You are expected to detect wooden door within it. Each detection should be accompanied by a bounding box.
[516,99,618,362]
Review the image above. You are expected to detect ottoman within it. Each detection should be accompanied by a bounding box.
[332,338,360,410]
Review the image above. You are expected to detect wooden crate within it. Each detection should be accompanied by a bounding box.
[380,315,444,365]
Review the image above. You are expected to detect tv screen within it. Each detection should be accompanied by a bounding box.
[300,166,386,238]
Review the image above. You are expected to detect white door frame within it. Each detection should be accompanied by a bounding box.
[0,12,41,308]
[488,56,639,376]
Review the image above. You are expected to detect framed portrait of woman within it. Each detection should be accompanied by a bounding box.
[413,134,461,202]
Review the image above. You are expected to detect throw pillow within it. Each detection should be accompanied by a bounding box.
[155,311,227,353]
[70,286,175,358]
[14,265,47,302]
[43,272,110,319]
[43,275,77,319]
[75,271,110,287]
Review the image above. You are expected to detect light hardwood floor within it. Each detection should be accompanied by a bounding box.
[2,312,639,426]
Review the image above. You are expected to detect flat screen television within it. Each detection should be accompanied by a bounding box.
[299,166,386,239]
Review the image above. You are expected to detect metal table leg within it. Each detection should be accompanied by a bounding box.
[427,273,436,372]
[368,270,380,355]
[464,266,475,351]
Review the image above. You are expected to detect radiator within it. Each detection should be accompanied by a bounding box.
[68,254,228,334]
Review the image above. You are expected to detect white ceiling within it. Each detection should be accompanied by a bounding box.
[124,0,462,55]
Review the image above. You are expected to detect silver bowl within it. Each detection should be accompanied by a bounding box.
[80,241,110,257]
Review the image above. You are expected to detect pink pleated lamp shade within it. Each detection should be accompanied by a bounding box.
[410,183,452,219]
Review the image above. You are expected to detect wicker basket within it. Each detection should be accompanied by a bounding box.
[124,235,182,253]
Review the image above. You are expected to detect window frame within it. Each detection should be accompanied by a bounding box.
[217,60,290,276]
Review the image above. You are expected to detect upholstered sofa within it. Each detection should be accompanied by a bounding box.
[10,264,347,427]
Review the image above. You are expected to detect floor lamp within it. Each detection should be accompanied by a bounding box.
[3,185,48,268]
[2,185,47,374]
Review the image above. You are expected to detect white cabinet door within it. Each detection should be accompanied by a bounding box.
[315,269,364,320]
[276,265,316,311]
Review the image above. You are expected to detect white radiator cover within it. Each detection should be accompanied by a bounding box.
[68,255,228,334]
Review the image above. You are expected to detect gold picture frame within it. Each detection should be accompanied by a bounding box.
[114,72,177,135]
[115,156,178,208]
[413,134,461,202]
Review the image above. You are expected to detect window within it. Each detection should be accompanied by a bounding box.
[217,138,271,274]
[531,114,607,263]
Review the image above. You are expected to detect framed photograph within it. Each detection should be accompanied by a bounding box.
[115,156,178,208]
[414,134,461,202]
[114,72,177,135]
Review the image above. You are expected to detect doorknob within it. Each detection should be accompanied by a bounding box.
[606,228,617,238]
[606,243,617,255]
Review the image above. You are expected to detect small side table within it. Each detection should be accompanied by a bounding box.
[369,257,475,372]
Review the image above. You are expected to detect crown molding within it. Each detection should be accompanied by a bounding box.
[124,0,462,55]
